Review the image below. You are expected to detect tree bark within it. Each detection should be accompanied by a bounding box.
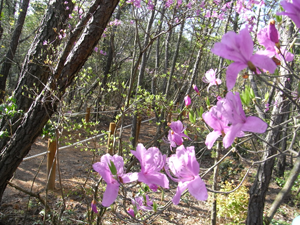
[0,0,119,203]
[165,19,185,99]
[131,4,156,148]
[0,0,30,103]
[246,19,294,225]
[266,139,300,223]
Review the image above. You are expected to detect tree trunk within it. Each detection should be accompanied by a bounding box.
[130,4,156,148]
[165,19,185,99]
[0,0,119,203]
[0,0,30,103]
[0,0,75,152]
[246,19,294,225]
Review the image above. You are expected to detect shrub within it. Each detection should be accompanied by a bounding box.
[217,181,249,224]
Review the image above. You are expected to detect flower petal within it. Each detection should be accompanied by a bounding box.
[242,116,268,133]
[223,123,244,149]
[185,146,200,175]
[250,54,277,74]
[205,130,222,149]
[172,182,189,205]
[102,183,119,207]
[130,143,146,167]
[188,176,208,201]
[138,172,169,190]
[239,27,254,60]
[93,162,112,184]
[120,172,138,183]
[226,62,247,91]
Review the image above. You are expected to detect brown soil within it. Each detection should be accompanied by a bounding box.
[0,114,299,224]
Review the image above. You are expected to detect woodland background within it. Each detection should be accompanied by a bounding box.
[0,0,300,224]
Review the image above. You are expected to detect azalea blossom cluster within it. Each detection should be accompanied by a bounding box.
[92,120,207,216]
[202,92,267,149]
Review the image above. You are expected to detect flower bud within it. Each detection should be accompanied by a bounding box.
[268,19,280,46]
[184,95,191,107]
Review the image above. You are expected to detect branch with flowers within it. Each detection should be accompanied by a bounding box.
[89,0,300,224]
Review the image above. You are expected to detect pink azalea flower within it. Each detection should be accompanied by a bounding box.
[211,27,277,91]
[165,145,208,205]
[131,144,169,191]
[165,0,173,7]
[257,22,294,63]
[203,69,222,91]
[192,84,200,95]
[166,120,190,148]
[202,106,230,149]
[128,208,135,217]
[91,199,98,213]
[277,0,300,29]
[177,0,182,7]
[132,195,153,211]
[216,92,268,148]
[127,0,141,7]
[93,154,138,207]
[268,19,279,44]
[184,95,191,107]
[164,121,192,151]
[147,0,154,10]
[94,47,98,52]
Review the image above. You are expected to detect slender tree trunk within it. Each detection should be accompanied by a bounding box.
[0,0,30,103]
[211,142,220,225]
[0,0,119,203]
[165,19,185,99]
[246,19,294,225]
[130,4,156,148]
[0,0,75,151]
[266,152,300,224]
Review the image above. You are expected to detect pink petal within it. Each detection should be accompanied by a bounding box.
[226,62,247,91]
[251,54,277,74]
[102,183,119,207]
[185,146,199,175]
[234,92,247,120]
[172,133,183,145]
[242,116,268,133]
[120,172,138,183]
[188,176,208,201]
[256,49,275,58]
[202,108,224,131]
[211,42,242,62]
[172,182,189,205]
[169,121,184,133]
[239,27,254,60]
[138,172,169,190]
[93,162,112,184]
[223,123,243,149]
[205,131,222,149]
[131,143,146,167]
[215,78,222,85]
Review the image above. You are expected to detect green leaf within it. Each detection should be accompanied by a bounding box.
[264,91,269,102]
[189,111,196,124]
[249,87,255,99]
[275,14,282,23]
[198,106,203,118]
[153,202,157,212]
[206,97,210,107]
[108,160,117,175]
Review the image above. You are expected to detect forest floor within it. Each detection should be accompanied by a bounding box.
[0,112,299,225]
